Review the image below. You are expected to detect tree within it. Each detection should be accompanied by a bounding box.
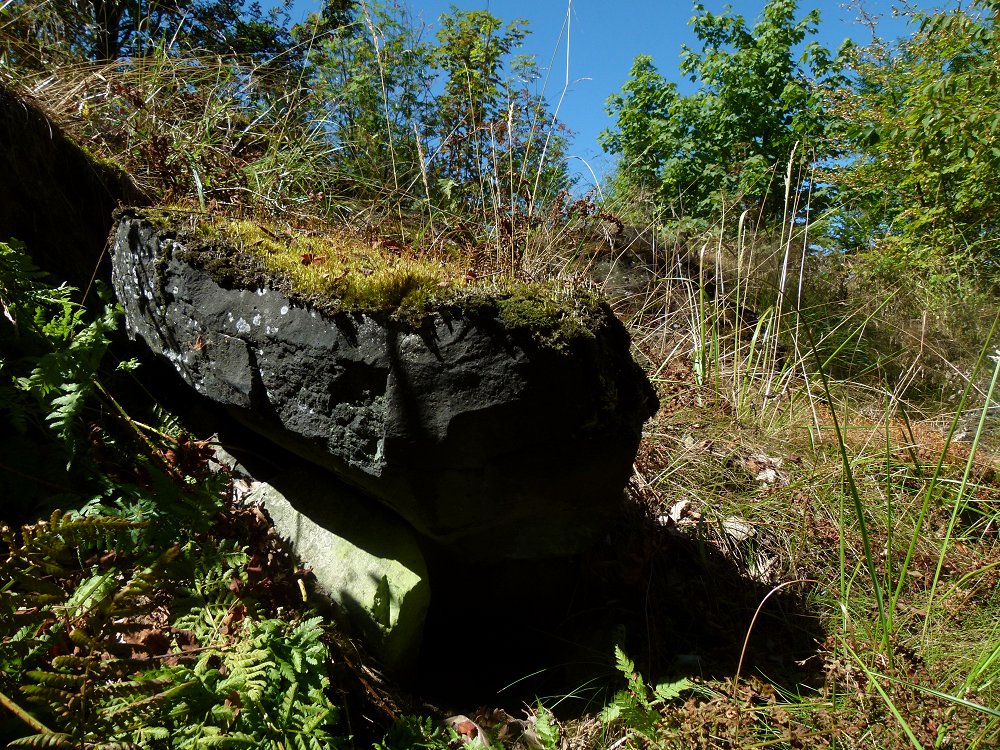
[1,0,297,63]
[298,0,434,199]
[299,2,572,214]
[828,0,1000,287]
[430,9,528,202]
[430,8,572,213]
[601,0,843,228]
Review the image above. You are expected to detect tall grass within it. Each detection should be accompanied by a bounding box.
[3,46,339,219]
[589,137,1000,745]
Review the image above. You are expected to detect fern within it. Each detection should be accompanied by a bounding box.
[376,715,458,750]
[532,703,561,750]
[8,732,77,747]
[1,239,344,748]
[84,466,228,541]
[1,240,117,452]
[600,645,700,744]
[2,510,343,748]
[123,617,340,750]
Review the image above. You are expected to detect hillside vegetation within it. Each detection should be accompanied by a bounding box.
[1,0,999,748]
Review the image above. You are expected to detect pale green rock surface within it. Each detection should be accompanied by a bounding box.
[217,448,430,673]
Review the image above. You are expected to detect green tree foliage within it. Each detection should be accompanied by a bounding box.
[601,0,842,227]
[298,0,434,200]
[430,8,572,213]
[298,0,572,215]
[1,0,297,65]
[828,0,1000,289]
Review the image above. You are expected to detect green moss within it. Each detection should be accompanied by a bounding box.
[79,144,132,185]
[179,215,464,316]
[139,209,609,347]
[494,285,603,348]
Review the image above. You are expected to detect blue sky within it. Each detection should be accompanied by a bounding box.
[281,1,935,188]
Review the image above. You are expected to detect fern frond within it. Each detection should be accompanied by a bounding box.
[20,683,79,713]
[61,571,118,619]
[23,670,86,691]
[7,732,76,748]
[133,726,171,743]
[279,682,299,725]
[102,677,197,718]
[653,677,695,702]
[15,513,146,563]
[49,655,91,671]
[217,650,272,703]
[613,644,636,683]
[88,676,173,701]
[67,625,98,649]
[196,733,258,747]
[7,568,67,595]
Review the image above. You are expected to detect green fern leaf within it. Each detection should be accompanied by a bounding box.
[195,733,258,747]
[653,676,695,703]
[533,704,560,750]
[46,383,87,439]
[103,677,197,718]
[7,732,76,747]
[21,684,79,711]
[24,669,87,690]
[289,645,304,675]
[599,699,623,724]
[134,727,171,743]
[62,571,118,617]
[67,626,98,649]
[280,682,299,724]
[50,654,92,670]
[613,644,635,681]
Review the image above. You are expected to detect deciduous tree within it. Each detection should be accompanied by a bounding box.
[601,0,842,228]
[828,0,1000,287]
[2,0,297,63]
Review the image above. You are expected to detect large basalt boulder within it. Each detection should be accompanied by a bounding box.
[112,212,658,560]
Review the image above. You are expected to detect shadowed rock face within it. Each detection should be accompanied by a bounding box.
[112,212,658,560]
[0,83,145,288]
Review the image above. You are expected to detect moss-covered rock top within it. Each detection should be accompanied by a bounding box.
[137,207,612,348]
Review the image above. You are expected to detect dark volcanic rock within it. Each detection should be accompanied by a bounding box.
[112,212,658,560]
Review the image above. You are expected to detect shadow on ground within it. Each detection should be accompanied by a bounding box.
[415,495,825,716]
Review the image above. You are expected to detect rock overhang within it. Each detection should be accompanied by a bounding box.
[112,208,659,560]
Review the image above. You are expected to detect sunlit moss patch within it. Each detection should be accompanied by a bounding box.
[141,209,610,346]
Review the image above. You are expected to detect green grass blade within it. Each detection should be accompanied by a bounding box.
[922,349,1000,642]
[844,642,924,749]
